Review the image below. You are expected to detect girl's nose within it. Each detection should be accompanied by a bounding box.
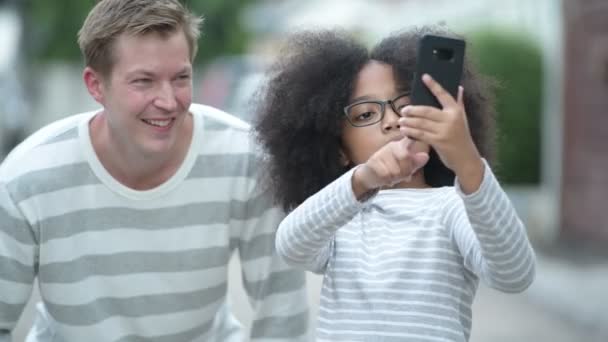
[382,107,401,132]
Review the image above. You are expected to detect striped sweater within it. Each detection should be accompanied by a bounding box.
[276,163,535,342]
[0,104,309,342]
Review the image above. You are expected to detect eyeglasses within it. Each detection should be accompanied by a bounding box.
[343,92,411,127]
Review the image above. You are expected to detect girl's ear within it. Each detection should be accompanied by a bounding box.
[339,148,351,167]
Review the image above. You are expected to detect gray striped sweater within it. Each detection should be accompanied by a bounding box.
[276,163,535,341]
[0,104,309,342]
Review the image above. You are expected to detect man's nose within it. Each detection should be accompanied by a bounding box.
[154,82,178,112]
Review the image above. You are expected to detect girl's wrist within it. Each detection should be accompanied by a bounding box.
[352,164,377,200]
[454,156,484,194]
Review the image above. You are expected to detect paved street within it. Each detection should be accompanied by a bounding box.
[247,261,598,342]
[470,284,594,342]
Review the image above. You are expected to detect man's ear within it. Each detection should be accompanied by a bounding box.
[83,66,106,104]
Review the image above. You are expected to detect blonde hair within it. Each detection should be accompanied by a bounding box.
[78,0,203,76]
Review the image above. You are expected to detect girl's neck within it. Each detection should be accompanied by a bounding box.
[390,170,431,190]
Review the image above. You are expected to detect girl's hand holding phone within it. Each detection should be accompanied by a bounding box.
[399,74,484,193]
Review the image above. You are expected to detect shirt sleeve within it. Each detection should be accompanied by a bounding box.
[275,167,367,274]
[444,160,536,293]
[232,156,310,341]
[0,183,38,341]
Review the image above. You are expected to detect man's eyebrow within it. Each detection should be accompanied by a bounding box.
[126,69,156,78]
[177,66,192,74]
[126,66,192,78]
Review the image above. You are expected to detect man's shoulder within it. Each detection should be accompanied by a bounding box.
[190,103,250,132]
[190,103,260,155]
[0,111,95,180]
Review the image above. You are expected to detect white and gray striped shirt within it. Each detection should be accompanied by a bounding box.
[0,104,309,342]
[276,163,535,341]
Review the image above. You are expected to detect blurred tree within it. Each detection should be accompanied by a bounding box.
[22,0,94,63]
[186,0,255,65]
[21,0,256,66]
[468,29,543,185]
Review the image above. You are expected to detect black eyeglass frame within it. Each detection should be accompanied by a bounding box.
[343,92,411,127]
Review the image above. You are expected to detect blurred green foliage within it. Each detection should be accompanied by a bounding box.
[22,1,94,62]
[186,0,254,65]
[22,0,255,66]
[468,28,542,185]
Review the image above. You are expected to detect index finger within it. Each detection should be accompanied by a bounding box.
[397,134,417,151]
[422,74,458,109]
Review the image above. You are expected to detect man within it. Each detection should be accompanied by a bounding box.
[0,1,309,341]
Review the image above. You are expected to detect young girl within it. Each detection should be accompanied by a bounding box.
[254,27,536,342]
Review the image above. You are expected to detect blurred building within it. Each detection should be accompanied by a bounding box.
[0,0,28,158]
[561,0,608,244]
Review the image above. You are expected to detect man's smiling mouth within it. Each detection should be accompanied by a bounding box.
[142,118,173,127]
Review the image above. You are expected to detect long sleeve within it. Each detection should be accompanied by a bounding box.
[275,168,365,274]
[0,183,38,342]
[233,173,310,341]
[446,160,536,293]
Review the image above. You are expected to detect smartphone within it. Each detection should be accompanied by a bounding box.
[410,34,465,108]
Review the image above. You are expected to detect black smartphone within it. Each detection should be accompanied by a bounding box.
[410,34,465,108]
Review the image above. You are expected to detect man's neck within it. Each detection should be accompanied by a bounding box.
[89,113,193,190]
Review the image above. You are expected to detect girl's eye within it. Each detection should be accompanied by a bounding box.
[356,112,374,121]
[393,97,410,112]
[346,103,382,124]
[354,111,380,123]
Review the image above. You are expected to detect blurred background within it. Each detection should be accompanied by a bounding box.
[2,0,607,341]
